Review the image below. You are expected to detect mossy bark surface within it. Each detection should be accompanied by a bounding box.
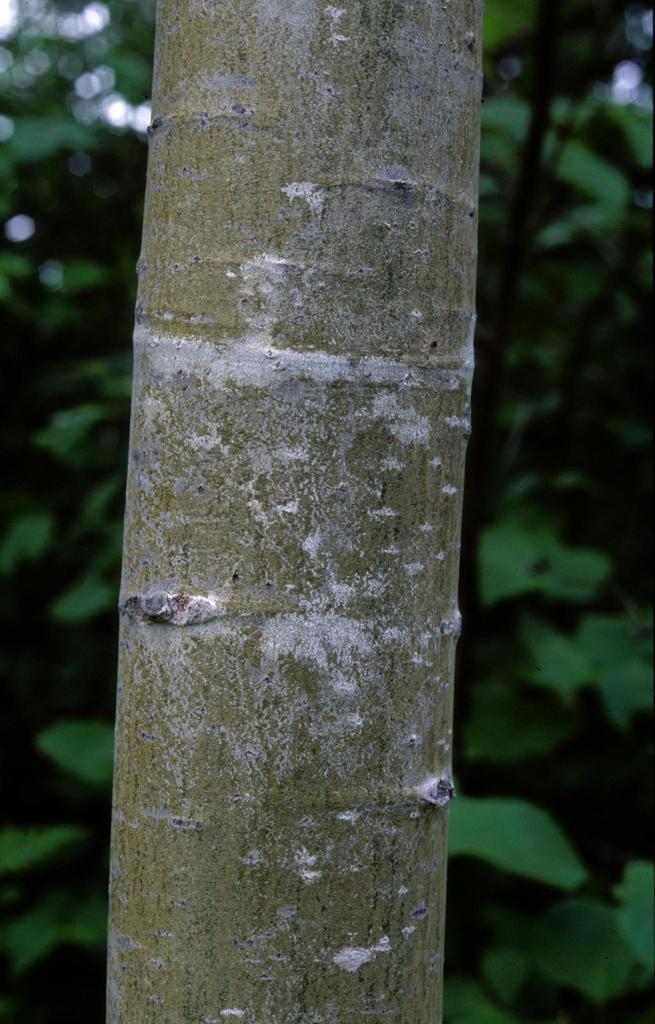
[107,2,482,1020]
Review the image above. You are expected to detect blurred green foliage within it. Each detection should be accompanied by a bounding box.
[0,0,652,1021]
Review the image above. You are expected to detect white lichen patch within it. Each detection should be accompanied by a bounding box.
[381,625,403,643]
[241,849,265,867]
[281,181,326,219]
[381,455,404,471]
[252,0,318,45]
[444,414,472,434]
[109,930,142,952]
[277,446,309,464]
[328,580,355,604]
[333,935,391,973]
[294,847,321,884]
[205,1012,246,1022]
[140,806,171,822]
[187,432,228,453]
[275,499,299,514]
[144,955,165,970]
[381,163,413,183]
[241,253,291,274]
[239,253,292,335]
[336,809,360,824]
[262,613,372,673]
[330,672,359,696]
[302,530,322,559]
[324,6,349,46]
[368,507,398,520]
[372,392,430,446]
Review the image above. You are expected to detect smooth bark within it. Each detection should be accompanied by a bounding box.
[107,2,482,1020]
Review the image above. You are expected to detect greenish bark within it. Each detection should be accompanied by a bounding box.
[107,1,482,1020]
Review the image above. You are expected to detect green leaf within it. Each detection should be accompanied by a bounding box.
[1,887,107,975]
[536,203,626,249]
[577,615,652,727]
[50,574,114,623]
[0,884,21,908]
[62,260,107,293]
[36,720,114,785]
[482,947,528,1003]
[106,52,152,97]
[535,219,577,250]
[34,403,106,465]
[8,118,96,162]
[449,797,587,890]
[2,905,60,973]
[478,174,498,198]
[59,889,107,951]
[521,617,592,704]
[608,417,652,449]
[606,104,653,169]
[531,898,639,1001]
[479,520,611,605]
[444,977,518,1024]
[0,995,16,1018]
[0,513,53,575]
[536,539,611,602]
[0,252,31,278]
[484,905,540,953]
[78,476,122,530]
[480,130,518,171]
[464,681,575,762]
[479,522,543,604]
[614,861,655,974]
[0,250,31,299]
[0,826,86,874]
[483,0,536,52]
[556,141,630,209]
[481,97,531,143]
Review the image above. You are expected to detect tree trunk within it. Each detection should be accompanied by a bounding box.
[107,2,481,1021]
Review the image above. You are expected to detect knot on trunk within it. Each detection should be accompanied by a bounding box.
[415,774,456,808]
[120,588,224,626]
